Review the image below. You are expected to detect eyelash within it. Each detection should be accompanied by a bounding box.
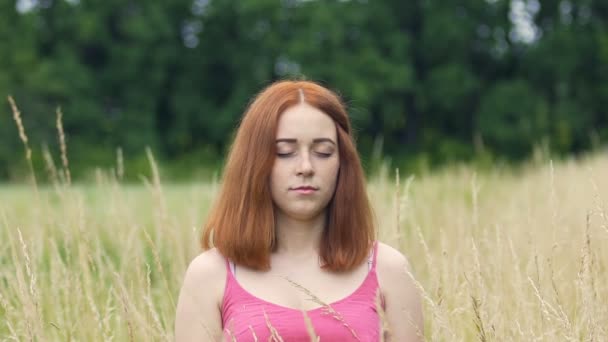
[276,152,332,158]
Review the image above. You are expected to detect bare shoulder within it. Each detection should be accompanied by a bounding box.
[375,241,418,296]
[175,248,227,341]
[180,247,227,305]
[376,241,415,276]
[375,241,424,341]
[187,247,227,275]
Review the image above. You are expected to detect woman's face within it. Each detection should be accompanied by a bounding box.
[270,103,340,221]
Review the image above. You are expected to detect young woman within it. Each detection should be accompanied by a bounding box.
[175,80,423,341]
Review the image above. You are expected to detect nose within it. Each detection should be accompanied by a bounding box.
[296,152,314,177]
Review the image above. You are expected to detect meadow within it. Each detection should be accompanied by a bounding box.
[1,151,607,341]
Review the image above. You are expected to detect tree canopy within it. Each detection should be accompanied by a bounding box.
[2,0,607,180]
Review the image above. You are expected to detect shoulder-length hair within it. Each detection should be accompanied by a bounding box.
[202,80,376,272]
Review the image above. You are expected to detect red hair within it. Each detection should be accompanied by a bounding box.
[201,80,376,272]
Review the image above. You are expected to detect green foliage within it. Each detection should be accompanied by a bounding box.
[1,0,607,180]
[477,80,549,158]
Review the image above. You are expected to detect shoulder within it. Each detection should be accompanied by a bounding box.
[376,241,414,275]
[175,248,227,341]
[375,241,424,340]
[180,248,227,306]
[375,241,418,300]
[187,247,227,273]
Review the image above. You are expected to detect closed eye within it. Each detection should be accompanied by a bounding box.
[276,152,293,158]
[276,152,333,158]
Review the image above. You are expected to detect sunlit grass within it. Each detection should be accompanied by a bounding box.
[4,91,608,341]
[1,150,607,340]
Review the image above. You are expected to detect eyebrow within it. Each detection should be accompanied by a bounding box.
[275,138,336,146]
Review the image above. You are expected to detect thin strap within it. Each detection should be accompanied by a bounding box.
[226,259,236,276]
[369,240,379,271]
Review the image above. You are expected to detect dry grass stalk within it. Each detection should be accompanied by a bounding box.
[471,295,487,342]
[85,287,105,339]
[470,172,480,229]
[56,106,71,185]
[0,291,17,340]
[5,320,19,341]
[577,213,599,340]
[533,252,546,334]
[102,286,117,341]
[145,147,168,224]
[301,310,320,342]
[588,172,608,235]
[17,228,38,307]
[394,168,403,246]
[527,277,558,325]
[7,96,38,194]
[7,96,30,157]
[41,143,59,187]
[0,291,11,314]
[143,263,168,341]
[116,147,124,181]
[224,320,236,341]
[263,309,285,342]
[16,228,43,340]
[143,229,175,309]
[414,225,434,282]
[2,150,608,340]
[114,273,136,342]
[413,267,455,340]
[547,248,575,340]
[248,325,259,341]
[375,289,389,342]
[283,277,360,341]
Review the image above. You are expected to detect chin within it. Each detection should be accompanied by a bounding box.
[286,208,323,221]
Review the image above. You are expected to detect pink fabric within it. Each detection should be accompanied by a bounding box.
[221,241,384,341]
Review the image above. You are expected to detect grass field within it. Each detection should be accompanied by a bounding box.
[1,152,607,341]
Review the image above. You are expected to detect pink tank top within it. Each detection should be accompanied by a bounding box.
[221,241,384,341]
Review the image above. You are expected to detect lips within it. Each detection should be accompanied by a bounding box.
[292,186,318,190]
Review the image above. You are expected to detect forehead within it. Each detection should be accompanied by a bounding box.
[276,103,336,141]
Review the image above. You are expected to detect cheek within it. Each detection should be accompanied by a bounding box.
[317,161,339,201]
[269,163,290,201]
[326,159,340,183]
[270,163,287,186]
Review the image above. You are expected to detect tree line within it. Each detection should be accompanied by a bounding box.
[1,0,607,180]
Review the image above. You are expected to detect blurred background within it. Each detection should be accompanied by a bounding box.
[1,0,607,181]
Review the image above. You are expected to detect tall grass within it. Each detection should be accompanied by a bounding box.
[2,101,607,340]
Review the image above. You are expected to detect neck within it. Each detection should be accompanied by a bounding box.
[274,210,326,258]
